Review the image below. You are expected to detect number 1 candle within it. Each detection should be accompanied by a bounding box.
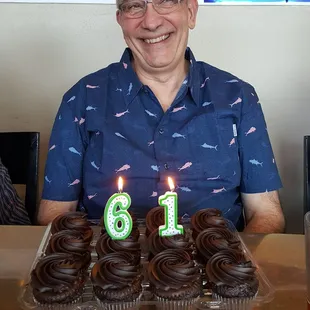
[158,177,184,237]
[104,177,133,240]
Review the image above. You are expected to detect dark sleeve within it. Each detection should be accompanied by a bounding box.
[42,81,87,201]
[0,158,31,225]
[238,82,283,193]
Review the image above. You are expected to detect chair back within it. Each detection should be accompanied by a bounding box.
[0,132,40,224]
[304,136,310,215]
[236,213,245,232]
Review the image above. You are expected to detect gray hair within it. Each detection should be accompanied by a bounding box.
[116,0,123,9]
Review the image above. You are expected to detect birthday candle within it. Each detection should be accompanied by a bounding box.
[158,177,184,237]
[104,177,133,240]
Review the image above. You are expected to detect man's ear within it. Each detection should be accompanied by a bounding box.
[116,10,122,26]
[188,0,198,30]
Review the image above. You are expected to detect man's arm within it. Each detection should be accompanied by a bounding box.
[39,81,87,225]
[242,190,285,233]
[37,200,78,225]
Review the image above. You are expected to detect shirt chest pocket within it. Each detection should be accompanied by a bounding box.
[174,111,236,179]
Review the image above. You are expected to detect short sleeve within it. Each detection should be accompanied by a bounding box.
[238,82,282,193]
[42,82,87,201]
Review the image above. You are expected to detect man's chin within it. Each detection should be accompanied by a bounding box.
[143,55,176,69]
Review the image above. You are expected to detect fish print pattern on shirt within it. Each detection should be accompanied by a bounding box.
[49,145,56,151]
[229,97,242,108]
[115,164,131,173]
[171,104,187,113]
[172,133,186,139]
[178,162,192,171]
[69,147,82,156]
[115,110,129,118]
[245,127,256,136]
[115,132,127,140]
[91,161,100,170]
[127,83,133,95]
[151,165,160,172]
[86,85,100,89]
[67,96,76,103]
[201,143,218,150]
[177,186,191,192]
[68,179,80,187]
[145,110,157,118]
[200,77,209,88]
[249,159,263,167]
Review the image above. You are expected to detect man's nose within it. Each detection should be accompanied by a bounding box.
[141,3,163,31]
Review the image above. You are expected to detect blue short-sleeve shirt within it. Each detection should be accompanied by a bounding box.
[42,48,282,225]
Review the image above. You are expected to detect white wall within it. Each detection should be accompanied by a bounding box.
[0,4,309,232]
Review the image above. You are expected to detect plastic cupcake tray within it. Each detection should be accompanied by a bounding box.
[19,220,275,310]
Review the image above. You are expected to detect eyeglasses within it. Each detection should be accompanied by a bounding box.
[119,0,183,19]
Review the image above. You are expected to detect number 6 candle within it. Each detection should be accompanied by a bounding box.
[104,177,133,240]
[158,177,184,237]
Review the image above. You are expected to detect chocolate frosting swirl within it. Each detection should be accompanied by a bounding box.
[196,228,240,262]
[47,230,91,255]
[91,252,142,301]
[95,232,141,265]
[191,209,227,239]
[206,249,257,287]
[51,212,93,243]
[31,253,87,304]
[148,229,193,257]
[145,206,165,236]
[148,249,200,298]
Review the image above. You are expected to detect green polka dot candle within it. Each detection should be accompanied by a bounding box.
[158,177,184,237]
[104,177,133,240]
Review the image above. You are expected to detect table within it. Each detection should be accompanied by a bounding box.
[0,226,307,309]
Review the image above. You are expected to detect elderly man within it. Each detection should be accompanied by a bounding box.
[38,0,285,233]
[0,158,30,225]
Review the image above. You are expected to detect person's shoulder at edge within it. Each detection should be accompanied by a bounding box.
[0,157,31,225]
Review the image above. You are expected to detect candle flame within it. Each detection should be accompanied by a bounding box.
[118,177,123,193]
[168,177,175,191]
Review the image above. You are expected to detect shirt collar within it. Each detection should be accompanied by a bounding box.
[185,47,200,106]
[117,47,200,107]
[118,48,143,107]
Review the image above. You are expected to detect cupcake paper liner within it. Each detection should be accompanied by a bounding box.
[33,294,82,310]
[213,292,257,310]
[95,293,142,310]
[156,296,199,310]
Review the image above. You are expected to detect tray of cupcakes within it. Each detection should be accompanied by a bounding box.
[19,207,275,310]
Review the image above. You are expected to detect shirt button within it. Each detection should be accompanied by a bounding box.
[159,128,164,134]
[164,163,169,170]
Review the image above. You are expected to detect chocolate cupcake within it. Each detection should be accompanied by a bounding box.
[31,253,87,305]
[95,232,141,265]
[46,230,91,270]
[195,227,240,264]
[148,249,201,302]
[191,208,227,240]
[206,249,259,301]
[91,252,143,303]
[148,228,193,260]
[51,212,93,243]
